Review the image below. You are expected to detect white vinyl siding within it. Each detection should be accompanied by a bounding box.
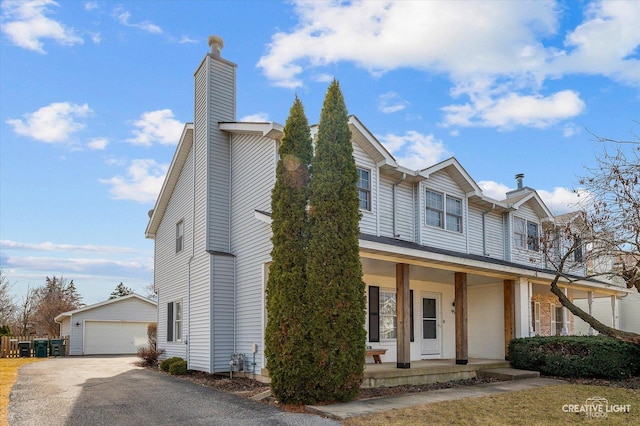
[378,175,414,241]
[230,134,277,371]
[352,142,377,235]
[420,171,467,252]
[510,204,544,267]
[211,254,235,371]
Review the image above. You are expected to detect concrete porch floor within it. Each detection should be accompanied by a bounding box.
[362,358,510,388]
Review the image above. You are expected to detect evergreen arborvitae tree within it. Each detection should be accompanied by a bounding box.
[264,97,313,404]
[306,80,366,402]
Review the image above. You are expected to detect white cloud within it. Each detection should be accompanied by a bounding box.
[538,187,586,215]
[442,90,586,129]
[6,102,92,143]
[239,112,270,122]
[1,0,83,53]
[378,92,409,114]
[84,1,98,11]
[257,1,558,88]
[478,180,587,215]
[478,180,511,200]
[178,35,197,44]
[126,109,183,146]
[87,137,108,150]
[257,1,638,129]
[562,123,581,138]
[113,7,162,34]
[379,131,449,170]
[0,240,135,254]
[100,159,168,203]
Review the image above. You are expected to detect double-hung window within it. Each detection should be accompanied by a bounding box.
[357,168,371,211]
[425,189,462,232]
[514,217,539,251]
[167,301,182,342]
[176,220,184,253]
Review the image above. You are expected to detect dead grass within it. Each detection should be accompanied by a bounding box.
[0,358,44,426]
[344,384,640,426]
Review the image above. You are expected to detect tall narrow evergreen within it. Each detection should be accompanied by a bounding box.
[306,80,366,402]
[264,97,313,404]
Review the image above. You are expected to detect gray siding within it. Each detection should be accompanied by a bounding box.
[206,56,236,253]
[230,134,277,370]
[419,171,468,252]
[155,146,195,361]
[211,254,235,371]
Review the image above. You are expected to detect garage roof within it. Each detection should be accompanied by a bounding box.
[54,293,157,322]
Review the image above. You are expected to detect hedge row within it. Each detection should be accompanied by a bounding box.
[508,336,640,379]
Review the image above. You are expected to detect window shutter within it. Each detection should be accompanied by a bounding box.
[410,289,414,342]
[167,302,174,342]
[368,286,380,342]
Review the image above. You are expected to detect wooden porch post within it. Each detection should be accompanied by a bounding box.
[455,272,468,365]
[396,263,411,369]
[503,280,515,359]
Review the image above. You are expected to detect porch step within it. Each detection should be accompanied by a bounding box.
[477,367,540,381]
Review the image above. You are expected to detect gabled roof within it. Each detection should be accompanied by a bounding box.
[419,157,483,196]
[310,115,398,169]
[505,190,554,220]
[219,121,284,139]
[146,123,193,238]
[54,293,157,321]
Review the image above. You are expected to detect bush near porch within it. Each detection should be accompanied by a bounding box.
[508,336,640,379]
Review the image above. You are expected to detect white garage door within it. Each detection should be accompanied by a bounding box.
[84,321,150,355]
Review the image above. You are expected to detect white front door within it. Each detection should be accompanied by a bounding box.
[421,293,441,356]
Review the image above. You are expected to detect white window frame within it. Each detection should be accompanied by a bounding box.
[357,167,371,211]
[550,303,563,336]
[167,300,182,342]
[532,301,540,334]
[379,289,397,340]
[514,216,539,251]
[425,189,463,233]
[176,220,184,253]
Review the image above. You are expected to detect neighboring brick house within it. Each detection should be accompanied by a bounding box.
[145,36,631,377]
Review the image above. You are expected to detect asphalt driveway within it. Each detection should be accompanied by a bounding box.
[8,356,339,426]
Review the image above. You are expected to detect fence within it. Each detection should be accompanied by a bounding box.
[0,335,70,358]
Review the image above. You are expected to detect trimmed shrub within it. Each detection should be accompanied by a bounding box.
[509,336,640,379]
[160,356,184,372]
[168,359,188,375]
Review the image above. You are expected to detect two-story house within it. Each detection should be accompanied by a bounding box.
[145,36,630,379]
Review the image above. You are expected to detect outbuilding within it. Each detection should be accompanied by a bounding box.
[55,294,157,355]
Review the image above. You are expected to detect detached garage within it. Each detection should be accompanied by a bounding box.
[55,294,157,355]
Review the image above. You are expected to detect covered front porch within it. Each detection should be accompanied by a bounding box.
[361,358,510,388]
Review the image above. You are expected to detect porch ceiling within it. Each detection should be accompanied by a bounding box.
[361,257,498,286]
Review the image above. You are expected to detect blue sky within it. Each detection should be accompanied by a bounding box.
[1,0,638,304]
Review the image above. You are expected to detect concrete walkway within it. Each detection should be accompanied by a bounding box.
[307,377,565,420]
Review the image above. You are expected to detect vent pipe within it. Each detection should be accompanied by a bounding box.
[208,35,224,57]
[515,173,524,190]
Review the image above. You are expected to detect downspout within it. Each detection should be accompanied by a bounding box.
[392,173,406,238]
[482,203,496,256]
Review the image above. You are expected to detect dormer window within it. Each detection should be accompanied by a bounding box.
[514,217,539,251]
[426,189,462,232]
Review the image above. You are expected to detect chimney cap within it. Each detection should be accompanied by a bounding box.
[208,35,224,56]
[515,173,524,179]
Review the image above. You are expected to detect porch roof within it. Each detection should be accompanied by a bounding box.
[358,233,630,296]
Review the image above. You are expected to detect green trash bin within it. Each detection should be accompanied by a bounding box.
[34,338,48,357]
[49,338,65,357]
